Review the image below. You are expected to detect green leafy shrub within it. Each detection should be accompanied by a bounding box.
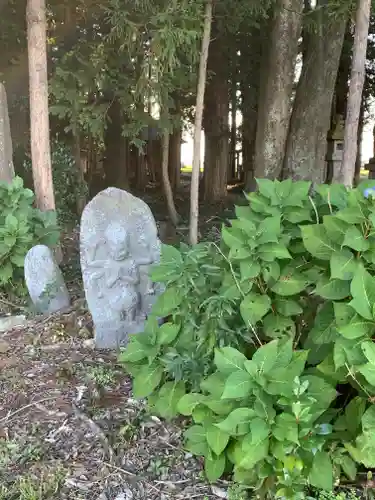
[120,178,375,498]
[0,176,60,293]
[23,140,88,223]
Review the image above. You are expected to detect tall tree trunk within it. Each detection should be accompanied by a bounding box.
[229,74,237,181]
[0,84,15,183]
[162,130,179,226]
[253,0,302,183]
[190,0,213,245]
[26,0,56,212]
[340,0,371,186]
[202,22,229,202]
[103,97,129,189]
[168,127,182,190]
[283,2,348,183]
[354,102,365,186]
[240,28,263,189]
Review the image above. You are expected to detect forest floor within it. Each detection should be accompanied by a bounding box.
[0,189,244,500]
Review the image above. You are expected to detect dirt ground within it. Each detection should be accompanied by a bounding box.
[0,192,241,500]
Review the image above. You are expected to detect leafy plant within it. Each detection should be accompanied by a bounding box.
[22,140,88,224]
[120,178,375,498]
[0,176,59,294]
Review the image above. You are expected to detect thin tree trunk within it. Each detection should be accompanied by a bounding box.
[341,0,371,186]
[161,130,179,227]
[189,0,213,245]
[229,74,237,181]
[283,2,348,183]
[253,0,302,181]
[26,0,56,212]
[354,103,364,185]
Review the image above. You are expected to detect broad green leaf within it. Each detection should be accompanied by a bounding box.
[239,437,269,470]
[334,302,355,326]
[323,215,349,244]
[345,396,367,435]
[317,184,347,209]
[258,243,292,261]
[252,339,279,374]
[273,413,299,444]
[204,453,226,482]
[288,181,311,205]
[177,393,206,416]
[339,455,357,481]
[330,249,358,280]
[214,347,247,374]
[257,216,281,244]
[362,405,375,431]
[284,207,312,223]
[206,425,230,455]
[155,381,186,419]
[229,245,253,261]
[157,322,180,345]
[119,338,156,363]
[239,259,261,280]
[132,363,163,398]
[5,213,18,232]
[271,271,309,296]
[343,226,370,252]
[222,226,246,248]
[240,292,271,326]
[256,178,277,201]
[350,267,375,320]
[263,313,295,339]
[215,408,255,436]
[362,341,375,363]
[192,406,214,425]
[308,302,337,345]
[338,315,374,339]
[153,288,183,316]
[274,298,303,317]
[359,363,375,385]
[200,373,226,397]
[262,261,281,284]
[222,370,253,399]
[309,451,333,491]
[314,277,350,300]
[336,207,366,224]
[302,375,337,409]
[184,425,209,456]
[161,244,183,264]
[231,218,256,236]
[300,225,339,260]
[267,351,308,397]
[204,399,235,415]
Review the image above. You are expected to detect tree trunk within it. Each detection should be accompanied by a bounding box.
[283,2,348,183]
[161,130,179,226]
[229,74,237,182]
[340,0,371,186]
[26,0,56,212]
[168,127,181,190]
[73,133,87,215]
[189,0,213,245]
[103,97,129,189]
[240,28,263,189]
[354,102,364,186]
[253,0,302,182]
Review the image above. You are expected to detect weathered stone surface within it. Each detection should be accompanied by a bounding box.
[0,315,27,332]
[0,83,14,183]
[80,188,162,349]
[24,245,70,314]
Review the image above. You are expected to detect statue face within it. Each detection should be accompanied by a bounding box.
[105,223,129,261]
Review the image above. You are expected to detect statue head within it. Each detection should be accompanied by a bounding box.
[105,222,130,261]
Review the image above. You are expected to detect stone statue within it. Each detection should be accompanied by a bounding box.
[80,188,162,348]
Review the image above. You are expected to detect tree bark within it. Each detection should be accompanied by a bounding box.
[340,0,371,186]
[103,97,129,189]
[229,73,237,181]
[203,27,229,202]
[253,0,303,182]
[26,0,56,212]
[283,1,348,183]
[161,130,179,227]
[189,0,213,245]
[168,127,181,190]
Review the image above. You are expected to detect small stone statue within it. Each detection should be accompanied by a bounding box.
[80,188,162,348]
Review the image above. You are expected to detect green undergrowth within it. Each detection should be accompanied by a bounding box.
[119,178,375,499]
[0,176,59,296]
